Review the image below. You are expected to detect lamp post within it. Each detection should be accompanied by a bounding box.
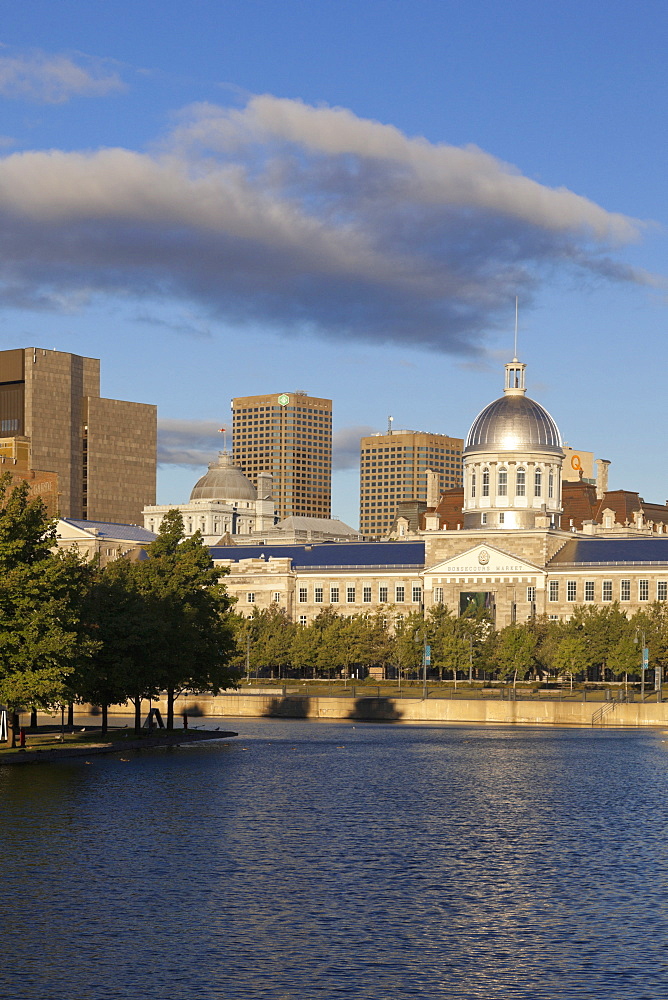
[634,629,647,701]
[422,641,430,701]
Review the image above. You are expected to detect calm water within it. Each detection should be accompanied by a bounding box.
[2,719,668,1000]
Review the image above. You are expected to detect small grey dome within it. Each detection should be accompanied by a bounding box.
[190,453,257,502]
[465,395,562,455]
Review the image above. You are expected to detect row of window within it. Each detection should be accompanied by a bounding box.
[246,586,423,604]
[298,585,423,604]
[549,580,667,602]
[247,580,668,607]
[471,466,555,499]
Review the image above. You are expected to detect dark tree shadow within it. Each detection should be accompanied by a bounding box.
[348,697,404,722]
[262,696,311,718]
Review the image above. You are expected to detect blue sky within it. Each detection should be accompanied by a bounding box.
[1,1,667,526]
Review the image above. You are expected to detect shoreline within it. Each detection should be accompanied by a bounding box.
[0,728,238,766]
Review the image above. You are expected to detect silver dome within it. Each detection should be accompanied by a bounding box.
[190,453,257,502]
[465,395,562,455]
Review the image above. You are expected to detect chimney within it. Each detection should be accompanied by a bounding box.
[426,469,439,508]
[596,459,610,499]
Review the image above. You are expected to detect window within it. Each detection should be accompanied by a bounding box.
[498,467,508,496]
[567,580,577,602]
[658,581,668,601]
[516,468,526,496]
[346,586,356,603]
[549,615,559,621]
[481,512,487,525]
[395,586,405,603]
[299,615,307,626]
[639,579,649,601]
[247,592,255,604]
[299,587,308,603]
[471,471,476,498]
[434,586,444,604]
[412,586,422,604]
[363,586,372,603]
[548,471,554,499]
[498,512,505,525]
[584,581,595,602]
[527,586,536,604]
[621,580,630,601]
[549,581,559,602]
[602,581,612,602]
[314,586,323,603]
[379,586,388,603]
[330,586,339,603]
[534,468,542,497]
[482,468,490,497]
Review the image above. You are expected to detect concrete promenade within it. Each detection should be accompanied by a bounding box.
[106,692,668,728]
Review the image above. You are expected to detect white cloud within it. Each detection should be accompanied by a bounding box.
[0,49,125,104]
[158,419,226,467]
[0,94,656,353]
[333,426,376,470]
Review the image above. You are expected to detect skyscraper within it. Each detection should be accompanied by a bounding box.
[0,347,156,524]
[231,391,332,520]
[359,429,463,538]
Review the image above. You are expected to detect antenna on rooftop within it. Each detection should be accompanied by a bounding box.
[387,415,394,435]
[514,296,519,360]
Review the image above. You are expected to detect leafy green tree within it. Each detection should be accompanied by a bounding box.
[356,612,395,679]
[0,477,97,746]
[70,556,159,733]
[632,603,668,682]
[492,622,537,683]
[290,617,319,678]
[394,610,425,681]
[565,604,633,681]
[426,604,471,682]
[543,630,591,686]
[135,510,238,729]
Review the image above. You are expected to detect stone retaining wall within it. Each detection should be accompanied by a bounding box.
[105,693,668,728]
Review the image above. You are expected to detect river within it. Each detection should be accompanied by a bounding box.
[2,718,667,999]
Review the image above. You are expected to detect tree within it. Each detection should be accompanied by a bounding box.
[70,556,159,733]
[564,604,633,681]
[134,510,238,729]
[492,622,537,683]
[543,630,591,687]
[0,476,97,745]
[426,604,471,682]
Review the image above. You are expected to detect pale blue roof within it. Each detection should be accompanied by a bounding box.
[61,519,156,543]
[210,541,425,569]
[549,537,668,567]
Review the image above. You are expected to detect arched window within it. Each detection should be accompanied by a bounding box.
[516,468,526,496]
[548,470,554,499]
[534,468,542,497]
[482,468,490,497]
[498,467,508,496]
[471,470,476,497]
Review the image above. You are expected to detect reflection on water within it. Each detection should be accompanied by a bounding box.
[2,720,668,999]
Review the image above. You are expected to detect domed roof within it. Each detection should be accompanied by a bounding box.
[190,453,257,502]
[465,394,562,455]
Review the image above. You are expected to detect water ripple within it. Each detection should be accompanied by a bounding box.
[1,721,666,998]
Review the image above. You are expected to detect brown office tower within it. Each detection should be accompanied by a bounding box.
[360,429,464,538]
[0,348,156,524]
[231,391,332,520]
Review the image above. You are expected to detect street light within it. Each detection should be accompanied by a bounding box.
[634,629,647,701]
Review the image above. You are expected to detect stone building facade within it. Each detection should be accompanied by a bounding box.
[210,356,668,630]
